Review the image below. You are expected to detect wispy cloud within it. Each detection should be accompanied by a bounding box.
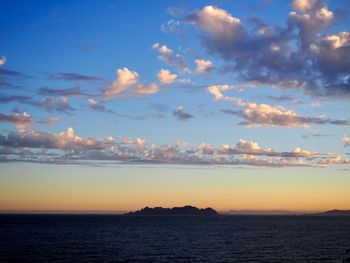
[38,86,92,97]
[87,99,113,113]
[36,117,60,126]
[48,72,103,82]
[152,43,190,74]
[173,106,194,121]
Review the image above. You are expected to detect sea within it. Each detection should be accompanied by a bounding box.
[0,214,349,262]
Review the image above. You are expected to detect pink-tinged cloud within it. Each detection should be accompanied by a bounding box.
[157,69,177,84]
[0,112,32,132]
[1,128,347,168]
[104,67,159,98]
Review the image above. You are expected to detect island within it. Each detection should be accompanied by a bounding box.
[124,205,218,216]
[308,209,350,217]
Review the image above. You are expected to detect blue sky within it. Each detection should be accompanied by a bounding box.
[0,0,350,211]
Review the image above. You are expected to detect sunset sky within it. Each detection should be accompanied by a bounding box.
[1,0,350,212]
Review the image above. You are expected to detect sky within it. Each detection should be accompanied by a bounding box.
[0,0,350,213]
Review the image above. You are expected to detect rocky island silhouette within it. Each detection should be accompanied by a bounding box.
[125,205,218,216]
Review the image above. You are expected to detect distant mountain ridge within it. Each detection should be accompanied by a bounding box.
[308,209,350,216]
[125,205,218,216]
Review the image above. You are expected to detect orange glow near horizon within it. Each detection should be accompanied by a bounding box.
[1,163,349,213]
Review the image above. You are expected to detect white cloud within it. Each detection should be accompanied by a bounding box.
[208,85,235,101]
[195,59,214,74]
[190,6,240,35]
[104,67,139,97]
[104,67,159,98]
[157,69,177,84]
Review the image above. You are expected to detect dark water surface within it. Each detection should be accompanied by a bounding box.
[0,215,349,262]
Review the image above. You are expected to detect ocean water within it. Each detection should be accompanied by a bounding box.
[0,215,349,262]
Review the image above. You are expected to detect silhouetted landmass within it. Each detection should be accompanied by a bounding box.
[308,209,350,217]
[125,205,218,216]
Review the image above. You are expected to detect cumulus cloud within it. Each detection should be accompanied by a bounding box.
[289,0,333,45]
[183,2,350,98]
[195,59,214,74]
[152,43,190,73]
[0,56,6,66]
[173,106,194,121]
[157,69,177,84]
[103,67,159,98]
[104,68,139,97]
[0,112,32,132]
[0,128,347,167]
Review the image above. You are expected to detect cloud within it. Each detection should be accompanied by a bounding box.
[0,56,6,66]
[161,19,185,35]
[173,106,194,121]
[36,117,60,125]
[195,59,214,74]
[103,67,159,98]
[207,85,241,101]
[187,5,241,37]
[343,135,350,147]
[218,139,319,158]
[0,68,29,79]
[1,128,345,167]
[0,112,32,132]
[318,155,350,165]
[208,85,231,101]
[42,97,75,114]
[0,95,41,107]
[152,43,190,73]
[265,95,301,104]
[38,86,91,97]
[49,72,102,82]
[289,0,333,44]
[208,84,350,127]
[87,99,113,113]
[221,102,350,128]
[0,94,75,115]
[157,69,177,83]
[184,2,350,98]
